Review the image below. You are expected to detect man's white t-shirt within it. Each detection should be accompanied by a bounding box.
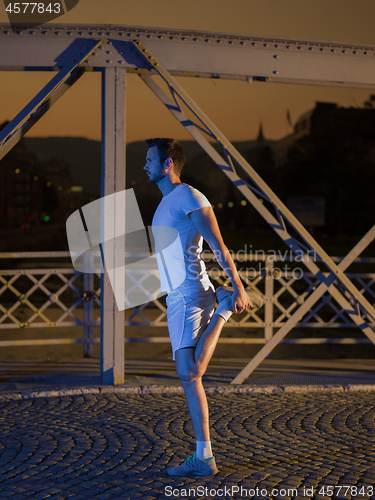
[152,183,213,293]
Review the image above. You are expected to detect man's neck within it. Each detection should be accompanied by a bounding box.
[157,176,182,196]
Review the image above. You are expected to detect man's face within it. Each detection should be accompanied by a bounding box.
[144,146,167,184]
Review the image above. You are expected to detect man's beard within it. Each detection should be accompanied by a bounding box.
[149,169,165,184]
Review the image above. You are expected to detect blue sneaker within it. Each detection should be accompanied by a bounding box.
[215,285,263,310]
[167,453,218,476]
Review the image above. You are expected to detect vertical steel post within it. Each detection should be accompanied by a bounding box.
[100,67,126,385]
[83,251,94,357]
[264,258,274,344]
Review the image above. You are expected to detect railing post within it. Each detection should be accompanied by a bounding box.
[83,251,94,357]
[264,257,274,351]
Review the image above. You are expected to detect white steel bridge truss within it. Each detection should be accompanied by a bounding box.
[0,24,374,384]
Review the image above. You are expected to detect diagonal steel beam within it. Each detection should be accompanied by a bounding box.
[140,70,374,287]
[232,224,375,383]
[133,39,375,325]
[0,39,105,161]
[139,69,375,359]
[135,47,375,381]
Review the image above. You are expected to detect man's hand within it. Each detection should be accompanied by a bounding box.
[231,285,251,314]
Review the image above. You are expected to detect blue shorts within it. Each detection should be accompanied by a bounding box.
[166,283,216,360]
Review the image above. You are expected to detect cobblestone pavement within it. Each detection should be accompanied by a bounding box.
[0,393,375,500]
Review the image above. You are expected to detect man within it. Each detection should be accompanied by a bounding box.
[144,138,262,476]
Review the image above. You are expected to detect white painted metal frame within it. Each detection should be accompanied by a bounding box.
[232,225,375,383]
[130,40,375,383]
[0,38,104,160]
[1,252,374,355]
[100,67,126,384]
[1,24,375,384]
[1,25,375,89]
[83,247,95,357]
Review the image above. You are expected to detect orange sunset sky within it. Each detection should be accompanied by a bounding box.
[1,0,375,144]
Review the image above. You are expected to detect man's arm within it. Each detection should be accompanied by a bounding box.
[190,206,251,313]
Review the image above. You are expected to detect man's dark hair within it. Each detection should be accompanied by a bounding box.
[146,138,185,177]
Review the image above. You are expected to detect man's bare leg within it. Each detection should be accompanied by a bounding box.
[180,376,209,441]
[175,314,226,444]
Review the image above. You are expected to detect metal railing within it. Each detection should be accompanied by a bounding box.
[1,251,374,356]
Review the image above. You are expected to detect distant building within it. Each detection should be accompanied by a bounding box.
[275,101,375,166]
[41,158,74,222]
[0,136,42,229]
[256,122,265,148]
[275,107,315,166]
[246,122,275,177]
[273,101,375,237]
[0,122,75,230]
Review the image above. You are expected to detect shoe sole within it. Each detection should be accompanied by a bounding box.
[168,469,218,476]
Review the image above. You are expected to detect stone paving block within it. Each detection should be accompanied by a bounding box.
[0,393,375,498]
[34,492,54,499]
[96,493,124,500]
[43,489,62,496]
[144,481,165,488]
[3,486,27,493]
[64,494,92,500]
